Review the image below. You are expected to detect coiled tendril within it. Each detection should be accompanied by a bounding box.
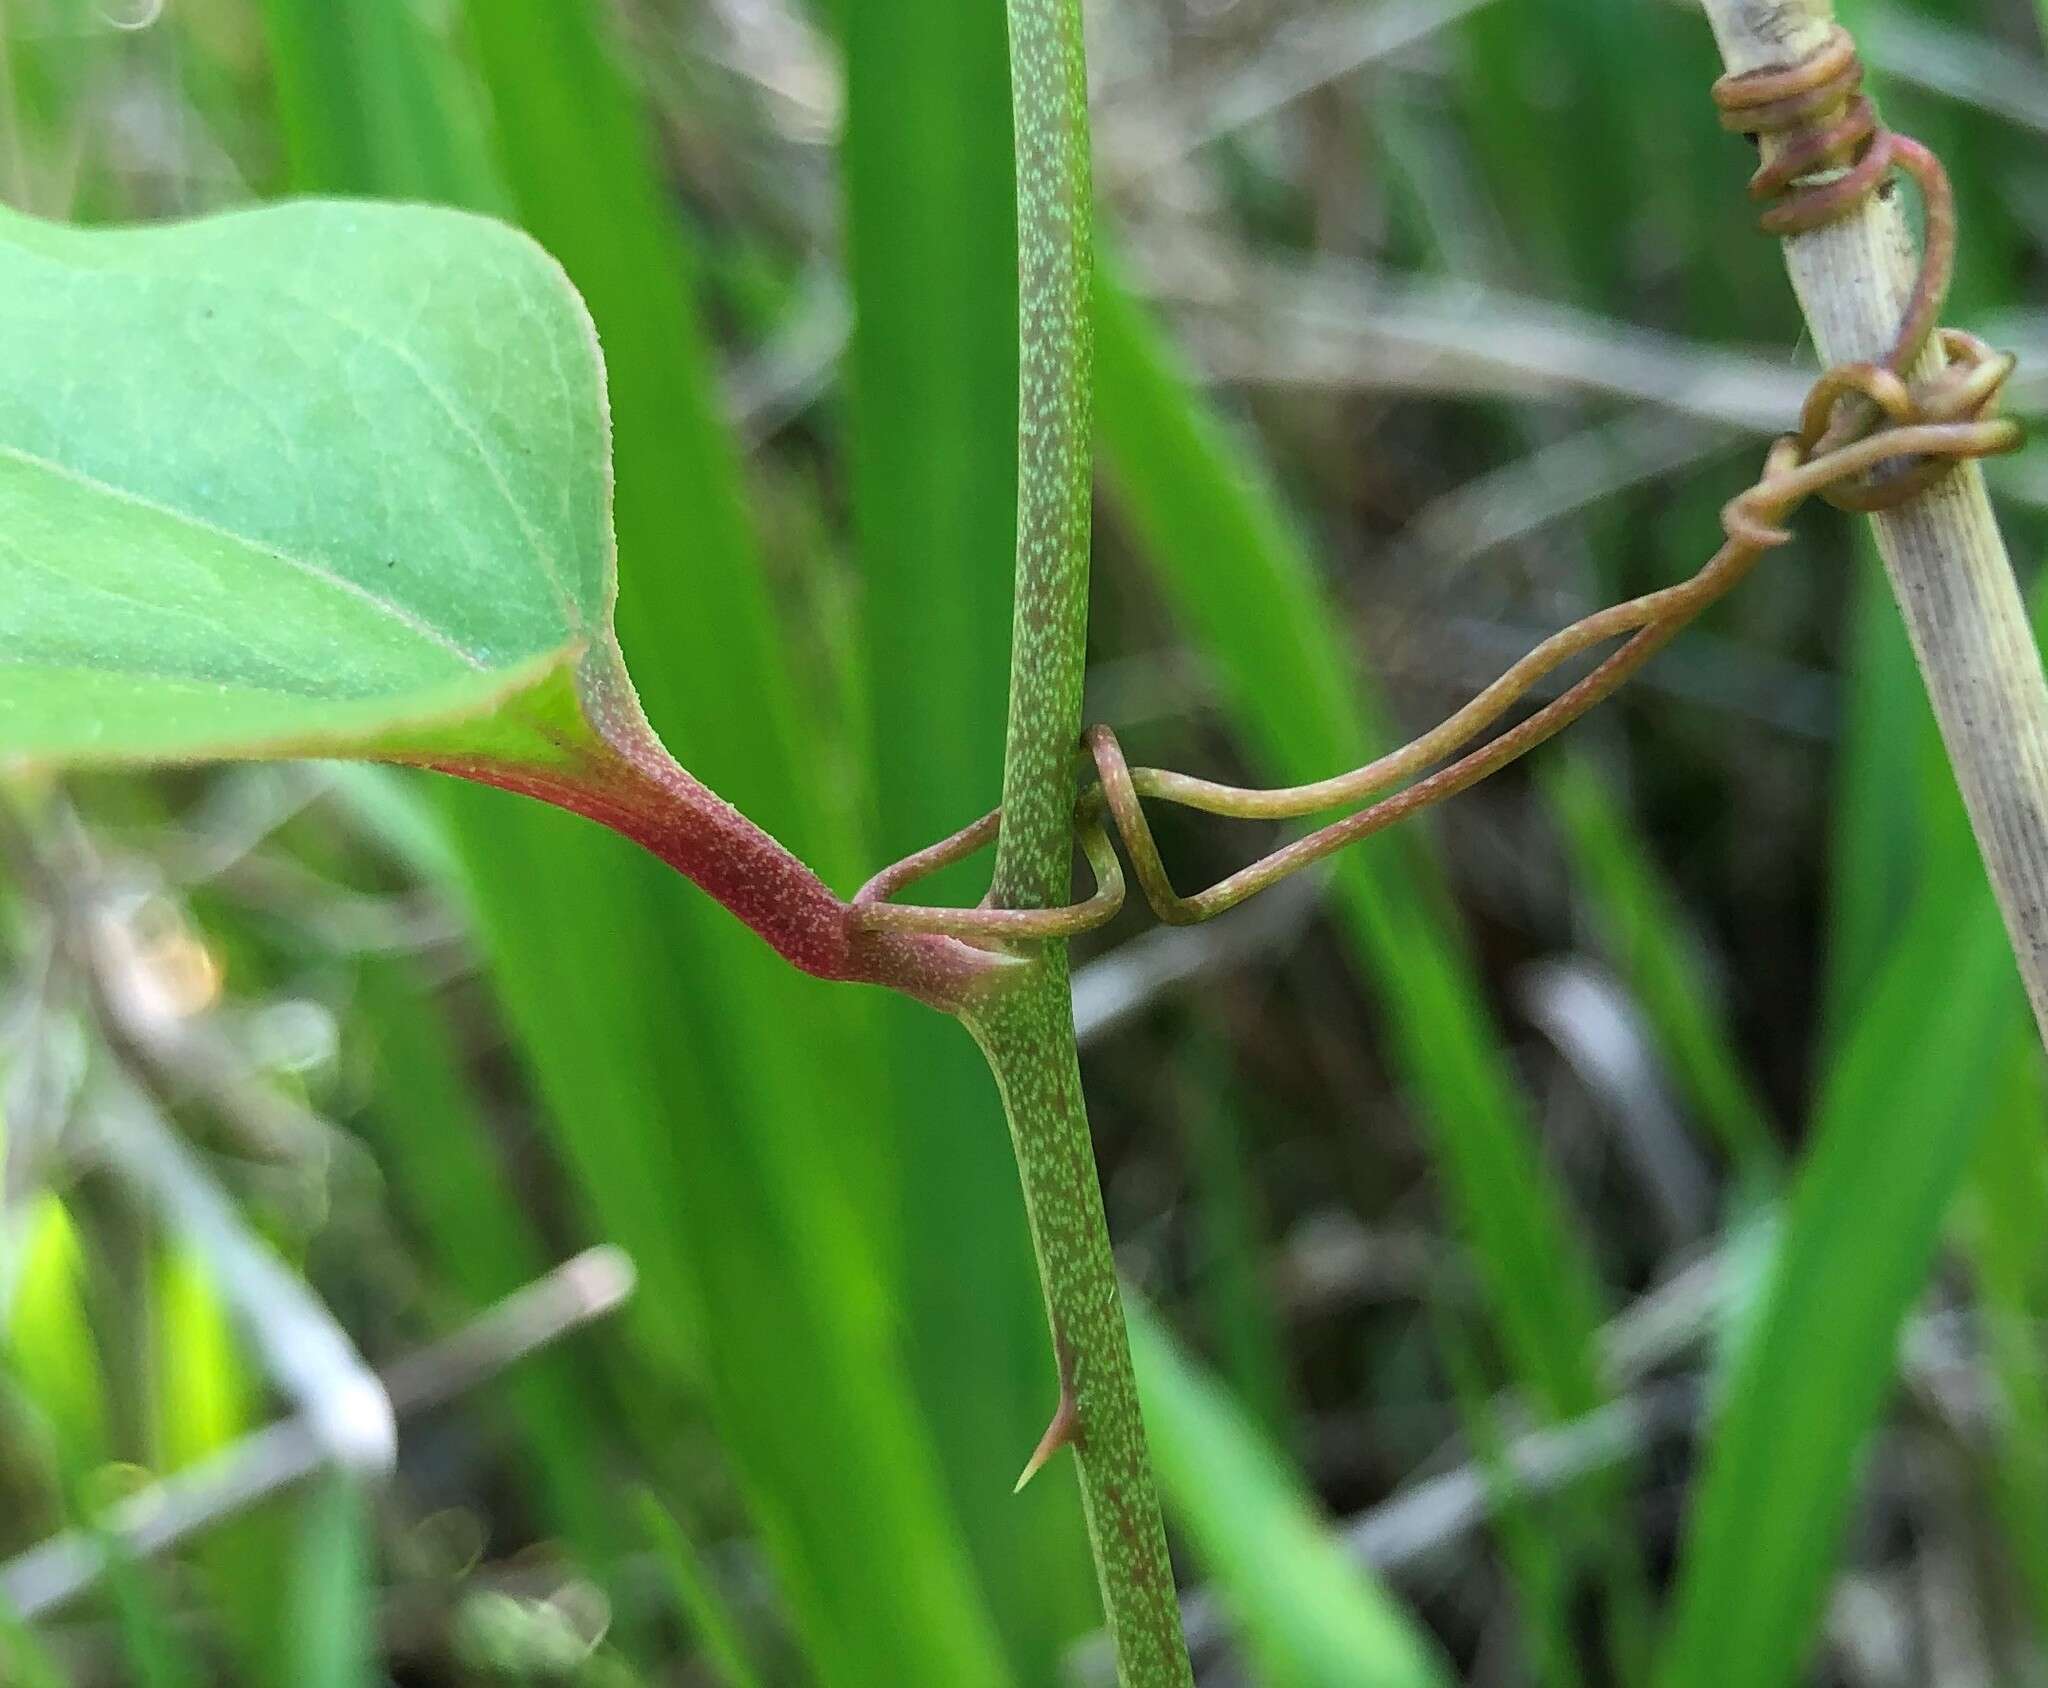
[852,24,2022,944]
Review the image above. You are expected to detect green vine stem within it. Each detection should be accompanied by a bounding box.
[988,0,1094,918]
[966,1,1195,1682]
[966,980,1190,1684]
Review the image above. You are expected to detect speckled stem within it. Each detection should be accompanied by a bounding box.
[989,0,1094,914]
[966,976,1191,1686]
[974,2,1194,1683]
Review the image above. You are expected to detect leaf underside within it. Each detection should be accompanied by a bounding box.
[0,197,614,770]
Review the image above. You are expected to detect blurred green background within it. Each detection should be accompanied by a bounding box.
[4,0,2048,1683]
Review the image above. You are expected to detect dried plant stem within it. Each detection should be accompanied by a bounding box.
[1700,0,2048,1048]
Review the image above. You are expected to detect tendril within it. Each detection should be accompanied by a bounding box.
[852,25,2021,946]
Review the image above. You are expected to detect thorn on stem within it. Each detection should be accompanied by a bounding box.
[1014,1341,1083,1493]
[1014,1390,1081,1493]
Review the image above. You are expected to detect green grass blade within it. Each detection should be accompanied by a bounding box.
[94,1532,200,1688]
[636,1492,768,1688]
[455,5,1004,1674]
[1657,883,2019,1688]
[257,3,1012,1682]
[1391,0,1772,1204]
[1171,1041,1293,1447]
[1128,1299,1452,1688]
[1432,1299,1578,1688]
[280,1474,374,1688]
[152,1245,296,1687]
[838,0,1091,1668]
[353,955,622,1566]
[1820,566,1938,1046]
[256,0,504,212]
[4,1195,108,1465]
[843,0,1014,864]
[0,1599,66,1688]
[1961,1030,2048,1645]
[1543,757,1778,1174]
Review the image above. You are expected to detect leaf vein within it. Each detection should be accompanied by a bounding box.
[0,444,488,671]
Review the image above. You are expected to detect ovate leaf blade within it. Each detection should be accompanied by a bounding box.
[0,198,609,770]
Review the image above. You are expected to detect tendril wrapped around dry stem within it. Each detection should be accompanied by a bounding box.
[852,24,2021,947]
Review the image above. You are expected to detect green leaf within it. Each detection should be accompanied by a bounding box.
[0,193,977,996]
[0,197,608,771]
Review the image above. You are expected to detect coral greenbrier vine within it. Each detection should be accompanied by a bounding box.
[0,14,2020,1688]
[852,25,2021,947]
